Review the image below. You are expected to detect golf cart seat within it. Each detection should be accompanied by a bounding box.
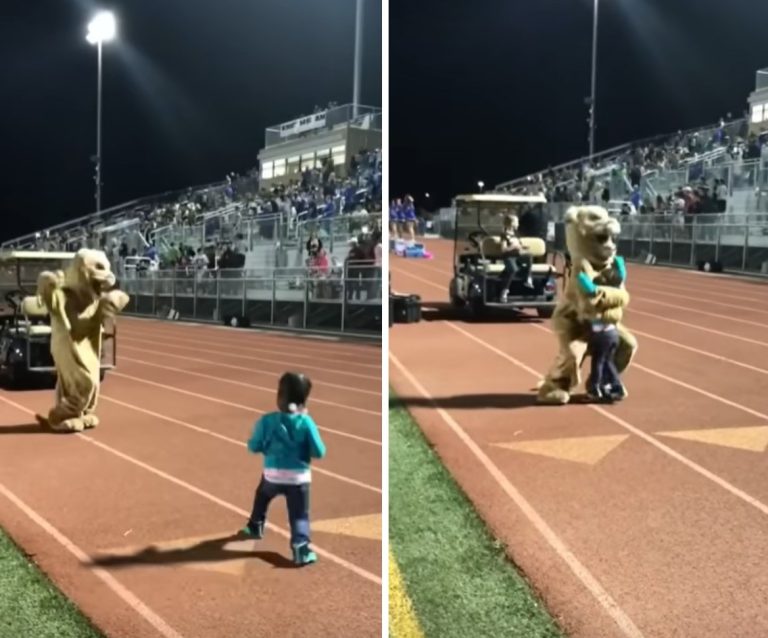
[21,296,52,336]
[479,236,554,275]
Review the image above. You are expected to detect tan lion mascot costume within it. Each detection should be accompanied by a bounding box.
[537,206,637,405]
[35,249,129,432]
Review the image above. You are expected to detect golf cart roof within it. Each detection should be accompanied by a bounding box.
[454,193,547,205]
[0,250,76,262]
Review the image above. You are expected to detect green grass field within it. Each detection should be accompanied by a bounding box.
[0,527,103,638]
[389,396,565,638]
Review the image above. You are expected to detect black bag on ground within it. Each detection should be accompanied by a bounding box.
[391,294,421,324]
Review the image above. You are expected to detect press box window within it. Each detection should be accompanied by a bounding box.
[261,161,274,179]
[332,144,346,168]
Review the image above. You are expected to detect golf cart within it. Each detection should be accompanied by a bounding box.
[448,194,565,318]
[0,251,116,387]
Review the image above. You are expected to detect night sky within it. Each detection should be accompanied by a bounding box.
[391,0,768,209]
[0,0,382,241]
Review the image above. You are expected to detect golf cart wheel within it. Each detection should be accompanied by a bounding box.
[537,307,555,319]
[5,365,26,390]
[449,278,466,308]
[467,296,485,321]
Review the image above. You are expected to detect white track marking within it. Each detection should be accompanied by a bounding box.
[121,331,380,369]
[118,344,379,396]
[0,482,185,638]
[0,394,381,586]
[119,356,380,417]
[119,335,380,381]
[108,372,381,446]
[100,395,380,493]
[445,322,768,520]
[390,355,645,638]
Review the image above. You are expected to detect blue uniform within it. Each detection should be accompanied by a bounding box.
[402,203,417,221]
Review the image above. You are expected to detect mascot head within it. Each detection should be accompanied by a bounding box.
[564,206,621,268]
[64,249,116,297]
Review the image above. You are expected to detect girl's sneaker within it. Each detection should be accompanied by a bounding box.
[607,383,627,402]
[586,384,603,402]
[241,521,264,539]
[292,542,318,566]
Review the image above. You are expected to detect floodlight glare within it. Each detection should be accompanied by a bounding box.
[86,11,117,45]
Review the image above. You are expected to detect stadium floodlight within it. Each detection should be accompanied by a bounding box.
[86,11,116,45]
[477,181,485,192]
[588,0,599,161]
[353,0,363,118]
[85,11,117,213]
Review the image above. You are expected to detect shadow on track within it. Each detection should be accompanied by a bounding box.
[419,302,546,324]
[0,423,50,435]
[90,533,297,570]
[395,393,548,410]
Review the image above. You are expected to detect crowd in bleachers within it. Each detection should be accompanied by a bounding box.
[507,117,760,211]
[16,147,382,286]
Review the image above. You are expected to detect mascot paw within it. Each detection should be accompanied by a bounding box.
[537,389,571,405]
[50,418,86,433]
[81,415,100,429]
[536,380,571,405]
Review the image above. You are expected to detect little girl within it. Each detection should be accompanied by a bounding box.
[576,256,628,402]
[241,372,326,565]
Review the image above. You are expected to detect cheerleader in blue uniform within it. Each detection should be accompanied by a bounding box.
[389,199,402,240]
[402,195,417,243]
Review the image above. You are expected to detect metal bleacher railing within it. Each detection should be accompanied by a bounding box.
[264,103,382,147]
[616,213,768,275]
[119,262,382,337]
[496,118,746,194]
[431,205,768,277]
[0,179,236,250]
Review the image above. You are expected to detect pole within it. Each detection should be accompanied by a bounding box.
[588,0,599,161]
[352,0,363,118]
[96,40,103,212]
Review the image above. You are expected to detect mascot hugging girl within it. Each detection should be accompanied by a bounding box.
[537,206,637,405]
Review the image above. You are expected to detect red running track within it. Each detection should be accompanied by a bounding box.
[390,239,768,638]
[0,317,382,638]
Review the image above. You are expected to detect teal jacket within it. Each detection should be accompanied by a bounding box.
[247,411,326,472]
[577,255,626,296]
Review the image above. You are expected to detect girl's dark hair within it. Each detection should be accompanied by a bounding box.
[279,372,312,406]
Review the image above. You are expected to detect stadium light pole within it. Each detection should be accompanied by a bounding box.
[352,0,364,118]
[86,11,117,213]
[588,0,599,162]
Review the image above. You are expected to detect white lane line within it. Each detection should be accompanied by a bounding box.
[0,394,381,586]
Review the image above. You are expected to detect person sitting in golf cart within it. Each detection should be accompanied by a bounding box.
[499,214,534,303]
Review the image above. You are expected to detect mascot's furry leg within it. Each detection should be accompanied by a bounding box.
[537,307,589,405]
[40,372,98,432]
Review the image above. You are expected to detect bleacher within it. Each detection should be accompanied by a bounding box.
[495,117,754,214]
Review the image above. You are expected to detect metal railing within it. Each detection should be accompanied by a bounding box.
[119,265,382,337]
[496,118,747,192]
[611,216,768,276]
[2,180,232,250]
[425,206,768,275]
[757,68,768,92]
[264,103,382,147]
